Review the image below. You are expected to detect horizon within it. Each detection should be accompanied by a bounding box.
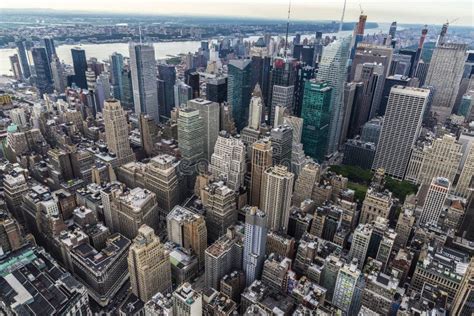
[1,0,473,26]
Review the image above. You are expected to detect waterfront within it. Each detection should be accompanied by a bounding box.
[0,25,391,76]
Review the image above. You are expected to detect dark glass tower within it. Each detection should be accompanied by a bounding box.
[71,47,88,89]
[42,37,56,62]
[227,59,252,132]
[16,40,31,79]
[110,52,124,100]
[31,47,53,96]
[158,64,177,119]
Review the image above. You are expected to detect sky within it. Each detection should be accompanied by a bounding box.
[1,0,473,25]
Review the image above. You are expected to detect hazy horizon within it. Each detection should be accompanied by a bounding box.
[1,0,473,25]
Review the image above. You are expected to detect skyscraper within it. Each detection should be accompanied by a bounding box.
[174,81,192,108]
[167,206,208,270]
[250,139,272,207]
[31,47,53,96]
[42,37,56,61]
[188,98,220,161]
[158,63,177,118]
[102,99,135,165]
[425,43,467,122]
[145,154,180,213]
[177,108,204,165]
[206,77,227,103]
[419,177,450,226]
[332,259,363,315]
[128,225,172,302]
[71,47,88,89]
[348,224,373,269]
[9,55,22,80]
[373,86,430,179]
[301,79,332,162]
[130,43,159,122]
[270,85,294,125]
[243,206,267,286]
[451,258,474,316]
[227,59,252,132]
[110,52,124,100]
[317,36,351,154]
[209,132,246,191]
[16,40,31,79]
[50,55,66,93]
[260,165,294,232]
[270,125,293,166]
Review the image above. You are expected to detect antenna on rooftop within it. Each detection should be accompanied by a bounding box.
[139,24,143,44]
[284,0,292,58]
[339,0,347,33]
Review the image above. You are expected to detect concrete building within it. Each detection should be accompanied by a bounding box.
[167,206,207,270]
[425,43,467,122]
[292,161,320,207]
[177,107,204,164]
[205,227,243,290]
[332,259,363,315]
[129,43,159,122]
[209,132,246,191]
[249,138,272,207]
[260,165,295,233]
[451,258,474,316]
[270,125,293,166]
[173,283,203,316]
[419,177,450,226]
[128,225,172,302]
[373,86,430,179]
[243,206,267,286]
[348,224,373,269]
[359,188,394,224]
[103,99,135,166]
[188,98,220,161]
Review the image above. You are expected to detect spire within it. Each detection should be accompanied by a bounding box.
[284,0,292,58]
[252,83,263,98]
[338,0,347,33]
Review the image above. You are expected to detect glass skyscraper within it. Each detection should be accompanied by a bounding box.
[31,47,53,96]
[16,40,31,79]
[227,59,252,132]
[71,47,88,89]
[301,80,332,162]
[110,52,124,101]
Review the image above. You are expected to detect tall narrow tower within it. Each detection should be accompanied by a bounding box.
[103,99,135,165]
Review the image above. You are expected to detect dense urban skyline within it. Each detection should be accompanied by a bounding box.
[0,2,473,316]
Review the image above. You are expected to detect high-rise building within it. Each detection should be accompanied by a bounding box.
[301,80,332,161]
[455,145,474,198]
[373,86,429,179]
[167,206,207,270]
[16,39,31,79]
[9,54,22,80]
[419,177,450,226]
[270,125,293,166]
[270,85,294,125]
[248,84,264,130]
[205,227,243,289]
[70,233,130,306]
[243,206,267,286]
[201,181,237,242]
[173,283,203,316]
[50,55,66,93]
[42,37,56,61]
[292,161,320,207]
[128,225,172,302]
[0,210,23,253]
[394,208,415,250]
[31,47,53,96]
[158,64,177,118]
[359,188,394,224]
[209,132,246,191]
[111,187,159,240]
[177,108,204,165]
[71,47,88,89]
[139,113,160,157]
[110,52,124,100]
[268,57,298,118]
[249,138,272,207]
[317,36,351,153]
[348,224,373,269]
[227,59,252,132]
[174,81,192,107]
[206,77,227,103]
[451,258,474,316]
[103,99,135,165]
[130,43,159,122]
[425,43,467,122]
[332,259,363,315]
[145,154,180,213]
[260,165,294,232]
[188,98,220,161]
[380,75,411,115]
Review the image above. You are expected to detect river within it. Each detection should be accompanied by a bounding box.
[0,24,392,76]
